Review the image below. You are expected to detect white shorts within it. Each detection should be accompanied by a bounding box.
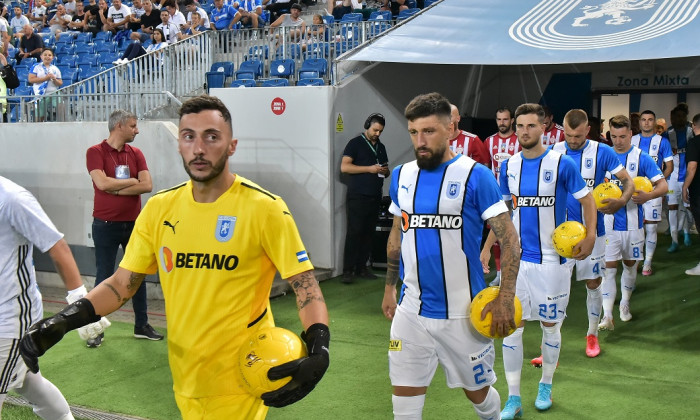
[642,196,663,222]
[0,338,28,393]
[667,176,681,205]
[516,261,571,323]
[605,229,645,261]
[388,306,496,391]
[567,236,606,281]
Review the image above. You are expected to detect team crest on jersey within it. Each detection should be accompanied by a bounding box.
[509,0,695,50]
[215,216,236,242]
[652,144,658,151]
[585,158,593,169]
[543,170,554,183]
[629,162,636,172]
[446,181,460,199]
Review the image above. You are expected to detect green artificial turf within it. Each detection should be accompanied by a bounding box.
[8,234,700,419]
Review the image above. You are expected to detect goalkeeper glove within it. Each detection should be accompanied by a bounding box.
[261,323,330,408]
[20,298,101,373]
[66,285,111,340]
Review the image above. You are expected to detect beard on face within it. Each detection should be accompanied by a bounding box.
[182,150,229,183]
[415,142,447,170]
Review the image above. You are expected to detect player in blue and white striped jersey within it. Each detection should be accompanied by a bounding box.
[492,104,597,418]
[382,93,520,420]
[664,103,694,252]
[631,110,674,276]
[551,109,634,360]
[600,115,668,331]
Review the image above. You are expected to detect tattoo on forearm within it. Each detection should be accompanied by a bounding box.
[104,283,129,307]
[386,257,400,286]
[291,271,325,310]
[487,213,520,296]
[127,273,146,293]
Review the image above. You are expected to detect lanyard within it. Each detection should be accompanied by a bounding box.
[362,134,380,163]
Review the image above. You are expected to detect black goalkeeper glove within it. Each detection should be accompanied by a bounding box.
[20,298,100,373]
[261,323,330,408]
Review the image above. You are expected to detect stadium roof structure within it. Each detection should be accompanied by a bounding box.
[344,0,700,65]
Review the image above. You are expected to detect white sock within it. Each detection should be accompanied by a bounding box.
[540,323,562,384]
[16,371,74,420]
[586,283,603,335]
[669,209,679,243]
[502,327,524,397]
[601,267,617,319]
[621,262,638,302]
[644,224,657,266]
[472,386,501,420]
[392,394,425,420]
[680,207,689,234]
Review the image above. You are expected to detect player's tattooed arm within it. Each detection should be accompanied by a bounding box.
[486,211,520,299]
[290,270,326,311]
[385,216,402,287]
[104,272,146,307]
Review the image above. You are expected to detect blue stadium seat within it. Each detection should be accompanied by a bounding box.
[424,0,438,6]
[208,61,234,79]
[55,44,76,56]
[57,54,78,67]
[11,85,33,97]
[75,32,94,43]
[274,44,302,59]
[261,78,289,87]
[77,54,99,68]
[304,42,330,58]
[54,34,75,45]
[40,34,55,46]
[97,52,120,66]
[95,41,117,54]
[340,13,362,22]
[340,24,360,43]
[16,67,30,84]
[94,31,113,42]
[269,58,294,79]
[74,42,96,54]
[397,8,420,21]
[230,79,256,88]
[206,72,226,92]
[299,57,327,77]
[369,10,392,21]
[80,67,103,80]
[296,78,324,86]
[368,20,391,38]
[57,66,79,84]
[245,45,269,61]
[235,59,262,80]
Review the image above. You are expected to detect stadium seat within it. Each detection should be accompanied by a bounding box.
[299,57,327,77]
[269,59,294,79]
[97,52,120,66]
[368,20,391,38]
[57,54,78,67]
[340,24,360,43]
[230,79,256,88]
[16,67,30,84]
[296,78,324,86]
[11,85,33,97]
[55,44,75,56]
[397,8,420,21]
[406,0,417,8]
[245,45,269,61]
[274,44,302,59]
[297,70,319,80]
[80,67,103,80]
[340,13,362,22]
[369,10,392,20]
[207,61,234,80]
[57,66,79,84]
[75,32,93,43]
[206,72,226,92]
[94,31,112,42]
[77,54,99,68]
[305,42,330,58]
[235,59,262,80]
[95,41,117,54]
[424,0,438,6]
[261,78,289,87]
[40,34,55,46]
[54,34,75,45]
[322,15,334,25]
[74,42,96,54]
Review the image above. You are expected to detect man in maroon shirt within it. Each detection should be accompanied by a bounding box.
[86,109,163,347]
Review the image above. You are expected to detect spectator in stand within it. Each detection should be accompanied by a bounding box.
[67,0,87,32]
[126,0,146,31]
[327,0,361,21]
[113,27,167,64]
[10,6,30,40]
[15,24,43,65]
[28,0,48,31]
[131,0,161,42]
[381,0,407,16]
[209,0,236,30]
[178,9,207,39]
[164,0,186,29]
[105,0,131,33]
[269,3,305,45]
[182,0,209,32]
[0,9,8,58]
[48,4,71,39]
[28,47,62,121]
[303,13,324,49]
[230,0,264,30]
[265,0,292,24]
[156,8,180,43]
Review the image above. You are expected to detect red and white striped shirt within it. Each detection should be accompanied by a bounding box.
[485,132,520,182]
[449,130,490,166]
[542,124,565,146]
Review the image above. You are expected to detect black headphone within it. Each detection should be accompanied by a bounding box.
[364,113,386,130]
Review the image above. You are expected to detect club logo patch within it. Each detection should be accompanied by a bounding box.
[585,158,593,169]
[447,181,460,199]
[215,216,236,242]
[543,169,554,183]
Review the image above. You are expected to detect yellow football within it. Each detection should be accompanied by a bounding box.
[591,182,622,208]
[469,286,522,338]
[633,176,653,195]
[552,221,587,258]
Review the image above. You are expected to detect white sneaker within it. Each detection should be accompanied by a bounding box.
[686,262,700,276]
[112,59,122,65]
[619,302,632,322]
[598,316,615,331]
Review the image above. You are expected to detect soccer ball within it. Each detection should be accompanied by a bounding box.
[591,182,622,208]
[552,221,587,258]
[469,286,522,338]
[633,176,653,195]
[238,327,307,397]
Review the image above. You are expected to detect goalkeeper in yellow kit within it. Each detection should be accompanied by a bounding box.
[19,95,330,420]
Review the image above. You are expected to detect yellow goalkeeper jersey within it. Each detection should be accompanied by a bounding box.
[119,175,314,399]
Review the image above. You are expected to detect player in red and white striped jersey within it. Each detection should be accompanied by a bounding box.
[448,104,490,166]
[542,107,565,146]
[485,107,520,183]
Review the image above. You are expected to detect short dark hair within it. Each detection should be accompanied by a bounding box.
[514,103,545,124]
[564,109,588,129]
[404,92,451,122]
[496,107,513,119]
[290,3,302,10]
[673,102,689,116]
[640,109,656,119]
[179,95,233,132]
[692,113,700,126]
[183,0,194,6]
[609,114,631,130]
[542,105,553,117]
